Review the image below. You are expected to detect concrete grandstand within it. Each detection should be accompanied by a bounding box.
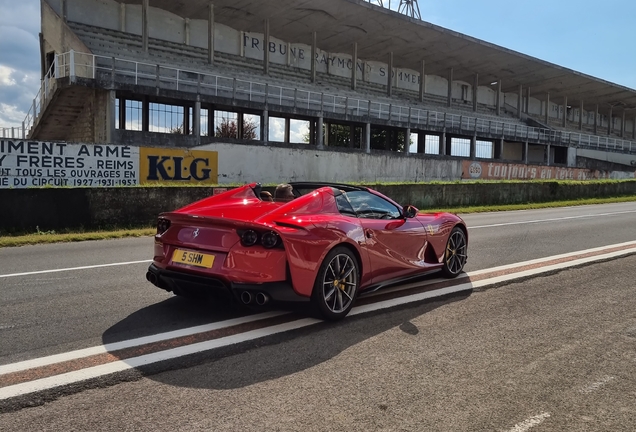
[17,0,636,173]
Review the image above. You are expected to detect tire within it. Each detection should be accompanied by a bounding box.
[311,246,360,321]
[442,226,468,278]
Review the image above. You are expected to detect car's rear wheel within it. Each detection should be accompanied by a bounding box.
[442,227,467,278]
[312,246,360,321]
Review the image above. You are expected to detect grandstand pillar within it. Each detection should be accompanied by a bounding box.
[594,104,598,134]
[496,81,502,116]
[447,68,453,108]
[311,32,317,83]
[317,116,324,149]
[579,101,584,131]
[472,74,478,112]
[352,42,358,90]
[523,142,529,164]
[118,97,126,131]
[525,87,530,113]
[193,100,201,140]
[562,96,567,128]
[419,61,426,102]
[208,3,215,64]
[608,106,613,136]
[261,110,269,143]
[364,123,371,154]
[470,134,476,159]
[237,113,244,139]
[633,117,636,140]
[284,118,290,143]
[183,106,190,136]
[387,52,393,97]
[142,0,148,53]
[142,97,149,132]
[545,93,550,124]
[309,120,316,146]
[61,0,67,22]
[441,132,447,156]
[496,139,504,160]
[405,128,411,154]
[106,90,116,144]
[264,19,270,75]
[621,110,626,138]
[350,125,357,149]
[546,144,551,166]
[417,131,425,153]
[119,3,125,32]
[517,85,522,119]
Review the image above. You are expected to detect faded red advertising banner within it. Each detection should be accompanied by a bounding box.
[462,161,635,181]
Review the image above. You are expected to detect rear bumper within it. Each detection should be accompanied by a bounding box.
[146,264,309,303]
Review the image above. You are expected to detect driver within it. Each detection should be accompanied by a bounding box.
[274,183,295,202]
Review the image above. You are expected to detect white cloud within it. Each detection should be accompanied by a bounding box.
[0,66,16,86]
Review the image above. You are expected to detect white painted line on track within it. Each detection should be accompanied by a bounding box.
[1,242,636,401]
[0,311,285,376]
[469,209,636,229]
[0,318,321,400]
[506,413,551,432]
[468,240,636,276]
[0,260,152,279]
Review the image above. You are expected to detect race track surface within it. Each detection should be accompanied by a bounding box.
[1,202,635,430]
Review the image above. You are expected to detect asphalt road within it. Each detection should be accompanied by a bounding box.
[1,202,636,429]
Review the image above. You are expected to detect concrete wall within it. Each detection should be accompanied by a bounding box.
[195,142,463,184]
[3,180,636,232]
[65,89,112,143]
[41,0,92,63]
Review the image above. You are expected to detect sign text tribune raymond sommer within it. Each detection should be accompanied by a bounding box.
[0,141,219,188]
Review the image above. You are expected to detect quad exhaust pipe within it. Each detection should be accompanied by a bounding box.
[240,291,252,304]
[240,291,270,306]
[146,271,158,286]
[255,292,270,306]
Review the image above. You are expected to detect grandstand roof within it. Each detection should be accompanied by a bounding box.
[127,0,636,113]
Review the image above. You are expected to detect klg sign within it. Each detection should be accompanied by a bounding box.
[139,148,218,184]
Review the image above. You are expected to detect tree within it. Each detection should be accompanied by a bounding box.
[215,117,258,140]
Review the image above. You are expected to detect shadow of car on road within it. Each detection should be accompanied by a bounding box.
[101,285,472,391]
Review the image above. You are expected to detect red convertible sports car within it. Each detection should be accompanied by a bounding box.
[146,182,468,320]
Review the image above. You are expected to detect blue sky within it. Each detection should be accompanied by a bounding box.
[1,0,635,130]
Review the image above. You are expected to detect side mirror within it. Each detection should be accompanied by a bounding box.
[403,205,419,219]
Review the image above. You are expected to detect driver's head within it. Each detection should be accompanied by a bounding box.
[274,183,295,202]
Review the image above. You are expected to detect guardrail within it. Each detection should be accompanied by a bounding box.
[24,50,636,155]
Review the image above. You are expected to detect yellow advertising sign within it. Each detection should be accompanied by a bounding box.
[139,147,218,185]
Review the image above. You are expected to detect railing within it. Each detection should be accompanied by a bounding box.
[24,50,636,155]
[0,127,26,139]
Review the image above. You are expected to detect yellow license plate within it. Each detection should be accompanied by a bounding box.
[172,249,215,268]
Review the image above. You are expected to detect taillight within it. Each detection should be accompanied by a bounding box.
[241,230,259,246]
[238,229,283,248]
[261,231,280,249]
[157,218,171,235]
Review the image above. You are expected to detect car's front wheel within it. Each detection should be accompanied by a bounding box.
[312,246,360,321]
[442,226,468,278]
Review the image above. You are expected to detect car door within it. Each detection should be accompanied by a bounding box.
[344,191,428,284]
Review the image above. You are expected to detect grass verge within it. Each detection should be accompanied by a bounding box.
[0,228,155,248]
[423,195,636,214]
[1,195,635,248]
